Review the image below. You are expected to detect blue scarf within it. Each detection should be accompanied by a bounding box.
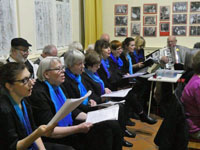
[65,68,88,105]
[85,68,105,95]
[44,81,73,126]
[7,94,38,150]
[110,53,123,69]
[133,50,144,63]
[101,59,111,78]
[126,53,133,74]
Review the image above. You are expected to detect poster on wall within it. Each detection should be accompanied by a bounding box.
[160,6,170,21]
[115,27,128,37]
[143,27,157,37]
[173,14,187,24]
[190,26,200,36]
[172,26,186,36]
[190,14,200,24]
[143,4,157,14]
[115,4,128,15]
[131,23,140,36]
[115,16,128,26]
[160,22,170,36]
[190,2,200,12]
[173,2,187,13]
[131,7,140,21]
[143,16,157,26]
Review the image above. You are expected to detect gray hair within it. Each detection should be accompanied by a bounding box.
[64,49,85,68]
[37,56,61,81]
[43,44,57,54]
[69,41,83,52]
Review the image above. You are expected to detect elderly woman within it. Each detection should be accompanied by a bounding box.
[27,56,122,150]
[0,62,59,150]
[62,49,134,147]
[181,51,200,140]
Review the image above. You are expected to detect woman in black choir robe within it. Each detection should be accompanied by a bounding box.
[94,39,157,125]
[0,62,71,150]
[27,56,123,150]
[62,49,134,147]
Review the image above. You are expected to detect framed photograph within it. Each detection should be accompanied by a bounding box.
[190,2,200,12]
[143,27,157,37]
[131,23,140,36]
[173,2,187,13]
[160,22,170,36]
[173,14,187,24]
[172,26,186,36]
[143,4,157,14]
[115,27,128,37]
[190,14,200,24]
[115,4,128,15]
[189,26,200,36]
[115,16,128,26]
[160,6,170,21]
[143,16,157,26]
[131,7,140,21]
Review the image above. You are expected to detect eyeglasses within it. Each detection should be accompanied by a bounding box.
[14,74,34,85]
[46,65,66,72]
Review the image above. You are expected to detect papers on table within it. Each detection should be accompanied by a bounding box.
[101,88,132,98]
[47,91,92,126]
[123,72,145,79]
[148,74,182,83]
[96,100,125,107]
[86,105,119,124]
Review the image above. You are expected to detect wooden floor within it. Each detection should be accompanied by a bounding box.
[123,114,162,150]
[123,114,200,150]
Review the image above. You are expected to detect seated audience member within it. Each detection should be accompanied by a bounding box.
[193,42,200,49]
[0,62,69,150]
[100,33,110,42]
[94,40,157,125]
[27,56,123,150]
[7,38,38,78]
[62,49,133,147]
[120,37,144,75]
[34,44,58,65]
[181,51,200,140]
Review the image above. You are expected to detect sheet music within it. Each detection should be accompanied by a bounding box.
[96,100,125,107]
[123,72,145,79]
[86,105,119,124]
[101,88,132,98]
[156,69,184,78]
[47,91,92,126]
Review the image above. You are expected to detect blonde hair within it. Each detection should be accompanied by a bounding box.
[135,36,145,49]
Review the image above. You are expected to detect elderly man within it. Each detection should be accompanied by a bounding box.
[159,36,191,70]
[6,37,38,78]
[34,44,58,65]
[100,33,110,42]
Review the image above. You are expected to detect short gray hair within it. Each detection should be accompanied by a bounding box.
[43,45,56,54]
[64,49,85,68]
[69,41,83,52]
[37,56,61,81]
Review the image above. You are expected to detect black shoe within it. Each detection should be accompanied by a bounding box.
[124,129,136,138]
[140,115,157,125]
[122,139,133,147]
[126,119,135,126]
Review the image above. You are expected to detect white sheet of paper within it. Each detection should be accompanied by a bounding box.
[123,72,145,79]
[86,105,119,124]
[101,88,132,98]
[96,100,125,107]
[47,90,92,126]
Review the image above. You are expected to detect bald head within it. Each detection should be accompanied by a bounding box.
[100,33,110,42]
[167,36,177,48]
